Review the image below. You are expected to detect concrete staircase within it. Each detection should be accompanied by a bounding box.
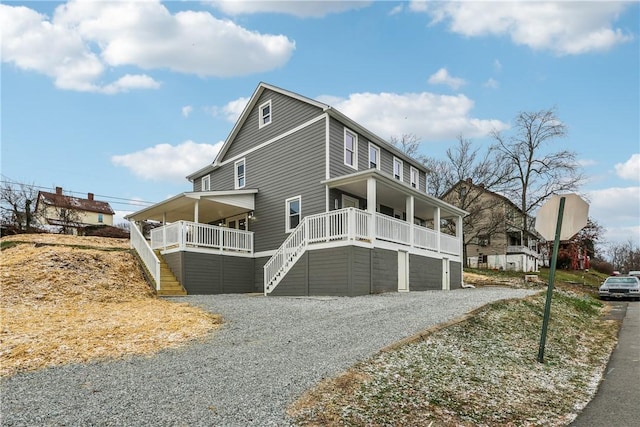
[155,251,187,296]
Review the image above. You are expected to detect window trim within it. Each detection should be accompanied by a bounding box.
[259,100,272,128]
[234,158,246,189]
[343,128,358,170]
[393,157,403,181]
[285,196,301,233]
[98,213,104,223]
[368,142,380,170]
[410,166,419,189]
[201,175,211,191]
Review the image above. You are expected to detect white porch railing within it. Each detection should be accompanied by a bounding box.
[507,245,542,259]
[150,221,253,253]
[440,233,460,255]
[130,222,161,290]
[264,208,462,294]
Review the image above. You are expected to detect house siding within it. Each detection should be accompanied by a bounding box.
[222,89,324,162]
[409,255,442,291]
[450,261,462,290]
[268,246,372,296]
[248,119,327,252]
[163,252,254,294]
[372,248,397,293]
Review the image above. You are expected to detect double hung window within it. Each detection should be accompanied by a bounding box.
[393,157,403,181]
[410,167,419,189]
[201,175,211,191]
[369,143,380,169]
[235,159,246,189]
[285,196,301,232]
[259,100,272,128]
[344,128,358,169]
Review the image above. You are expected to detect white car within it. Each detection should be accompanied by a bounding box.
[599,276,640,301]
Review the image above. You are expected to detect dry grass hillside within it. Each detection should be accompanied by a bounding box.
[0,234,220,377]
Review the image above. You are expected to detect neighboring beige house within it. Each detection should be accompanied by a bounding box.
[35,187,115,234]
[442,179,543,272]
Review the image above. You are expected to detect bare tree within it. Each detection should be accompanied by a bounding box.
[0,178,41,233]
[492,108,584,234]
[421,137,516,267]
[389,133,421,157]
[607,239,640,273]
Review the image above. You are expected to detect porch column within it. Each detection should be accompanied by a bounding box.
[456,214,463,258]
[162,212,167,250]
[434,206,441,253]
[406,195,414,247]
[367,177,377,241]
[366,177,377,214]
[194,200,199,224]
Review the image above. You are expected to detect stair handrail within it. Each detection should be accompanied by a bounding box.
[263,217,308,294]
[130,222,161,290]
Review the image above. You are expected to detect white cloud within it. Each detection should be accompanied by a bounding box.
[484,78,499,89]
[614,153,640,181]
[208,96,250,123]
[182,105,193,118]
[428,68,466,90]
[317,91,508,141]
[493,59,502,72]
[112,140,224,182]
[101,74,161,94]
[416,1,633,55]
[586,186,640,245]
[207,1,371,18]
[389,4,404,16]
[0,1,295,92]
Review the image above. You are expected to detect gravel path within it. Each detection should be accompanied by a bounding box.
[1,288,536,426]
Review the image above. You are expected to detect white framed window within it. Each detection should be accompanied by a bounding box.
[368,143,380,169]
[201,175,211,191]
[393,157,403,181]
[410,167,419,189]
[285,196,301,232]
[234,158,246,189]
[344,128,358,169]
[259,100,272,128]
[98,213,104,223]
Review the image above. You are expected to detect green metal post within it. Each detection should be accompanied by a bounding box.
[537,196,566,363]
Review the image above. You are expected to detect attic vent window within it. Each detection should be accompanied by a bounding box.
[259,100,272,128]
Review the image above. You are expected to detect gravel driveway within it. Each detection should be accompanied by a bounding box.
[1,288,535,426]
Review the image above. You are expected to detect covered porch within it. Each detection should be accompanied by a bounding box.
[126,190,257,291]
[324,169,466,247]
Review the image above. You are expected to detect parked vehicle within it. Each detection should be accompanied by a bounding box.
[598,276,640,301]
[628,270,640,278]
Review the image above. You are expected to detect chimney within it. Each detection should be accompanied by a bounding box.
[55,186,63,195]
[88,193,94,201]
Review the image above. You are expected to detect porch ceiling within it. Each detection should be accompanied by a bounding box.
[323,169,467,220]
[125,190,257,224]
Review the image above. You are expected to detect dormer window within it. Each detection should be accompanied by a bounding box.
[259,100,272,128]
[201,175,210,191]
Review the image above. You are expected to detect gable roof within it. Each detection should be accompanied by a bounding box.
[36,191,115,215]
[187,82,431,181]
[442,179,524,214]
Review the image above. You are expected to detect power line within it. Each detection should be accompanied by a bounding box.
[0,177,157,207]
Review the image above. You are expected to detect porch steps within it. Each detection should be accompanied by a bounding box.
[154,251,187,296]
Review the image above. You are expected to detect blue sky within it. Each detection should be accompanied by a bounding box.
[1,0,638,249]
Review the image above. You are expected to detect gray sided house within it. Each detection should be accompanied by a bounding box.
[127,82,467,296]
